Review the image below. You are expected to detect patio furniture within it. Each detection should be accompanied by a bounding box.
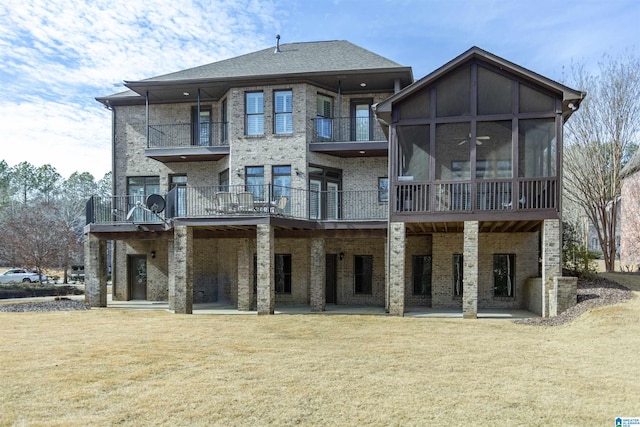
[236,192,255,213]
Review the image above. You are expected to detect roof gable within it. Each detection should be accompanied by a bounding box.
[374,46,586,123]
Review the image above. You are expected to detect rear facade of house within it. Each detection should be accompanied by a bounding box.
[85,40,583,317]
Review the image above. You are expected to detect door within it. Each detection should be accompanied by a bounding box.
[192,107,211,146]
[128,255,147,300]
[351,100,372,141]
[325,254,338,304]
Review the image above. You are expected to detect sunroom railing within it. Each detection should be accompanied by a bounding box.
[392,177,557,214]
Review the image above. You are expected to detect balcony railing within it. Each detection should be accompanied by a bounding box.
[86,184,388,225]
[85,178,557,225]
[148,122,228,148]
[310,117,386,143]
[393,178,557,213]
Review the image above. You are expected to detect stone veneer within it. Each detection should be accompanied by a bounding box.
[84,233,107,307]
[389,222,406,316]
[463,221,479,319]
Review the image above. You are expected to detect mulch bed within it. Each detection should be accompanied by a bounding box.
[515,278,634,326]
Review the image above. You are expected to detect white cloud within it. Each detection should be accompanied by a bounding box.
[0,0,277,178]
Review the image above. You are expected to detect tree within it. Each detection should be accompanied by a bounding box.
[0,160,11,212]
[564,52,640,272]
[0,203,77,281]
[11,161,37,204]
[34,164,62,204]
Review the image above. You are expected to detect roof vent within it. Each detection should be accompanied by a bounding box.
[274,34,281,53]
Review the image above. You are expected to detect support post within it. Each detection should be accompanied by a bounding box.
[463,221,479,319]
[256,224,274,315]
[310,238,326,312]
[237,238,253,311]
[542,219,561,318]
[174,225,193,314]
[84,233,107,307]
[388,222,406,316]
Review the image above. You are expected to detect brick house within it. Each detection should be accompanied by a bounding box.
[86,41,583,318]
[621,151,640,271]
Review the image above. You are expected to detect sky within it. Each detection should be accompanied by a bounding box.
[0,0,638,180]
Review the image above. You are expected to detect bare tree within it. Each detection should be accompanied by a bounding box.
[0,203,76,281]
[564,52,640,272]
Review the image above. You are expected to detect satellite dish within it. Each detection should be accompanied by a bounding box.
[146,194,166,213]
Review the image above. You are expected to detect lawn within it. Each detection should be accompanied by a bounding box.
[1,279,639,425]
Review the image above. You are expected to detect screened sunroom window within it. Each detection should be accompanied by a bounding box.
[436,66,471,117]
[435,122,470,180]
[519,84,554,113]
[398,88,430,120]
[397,125,430,181]
[477,67,513,115]
[518,118,556,177]
[476,121,513,179]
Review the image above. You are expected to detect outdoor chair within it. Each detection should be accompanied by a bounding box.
[236,192,255,213]
[216,192,234,213]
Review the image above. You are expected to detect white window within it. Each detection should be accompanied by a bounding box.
[274,90,293,134]
[246,92,264,135]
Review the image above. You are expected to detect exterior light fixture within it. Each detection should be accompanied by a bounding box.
[150,251,156,259]
[339,252,344,260]
[183,92,189,96]
[360,83,367,87]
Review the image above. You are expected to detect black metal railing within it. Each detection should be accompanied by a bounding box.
[148,122,228,148]
[86,184,387,225]
[310,117,386,143]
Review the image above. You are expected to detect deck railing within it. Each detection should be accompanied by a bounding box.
[86,178,557,225]
[310,117,386,143]
[86,184,387,225]
[148,122,228,148]
[391,178,557,214]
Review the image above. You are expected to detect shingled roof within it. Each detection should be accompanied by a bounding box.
[97,40,413,106]
[141,40,406,82]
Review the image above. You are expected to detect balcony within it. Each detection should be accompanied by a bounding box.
[145,122,229,163]
[309,117,387,157]
[393,177,557,220]
[86,184,388,226]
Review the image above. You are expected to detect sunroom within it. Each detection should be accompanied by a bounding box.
[374,47,585,318]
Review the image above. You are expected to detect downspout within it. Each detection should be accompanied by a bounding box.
[337,80,341,141]
[145,91,149,147]
[197,88,201,145]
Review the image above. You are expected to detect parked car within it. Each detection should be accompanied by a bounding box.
[0,269,47,283]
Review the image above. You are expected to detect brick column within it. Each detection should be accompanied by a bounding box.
[256,224,274,315]
[542,219,561,318]
[388,222,406,316]
[167,239,175,310]
[463,221,479,319]
[174,225,193,314]
[310,238,326,312]
[237,238,253,311]
[84,233,107,307]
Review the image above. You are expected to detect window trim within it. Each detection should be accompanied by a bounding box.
[245,91,264,136]
[453,254,463,297]
[274,89,293,134]
[493,253,516,298]
[378,177,389,203]
[354,255,373,294]
[412,255,432,296]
